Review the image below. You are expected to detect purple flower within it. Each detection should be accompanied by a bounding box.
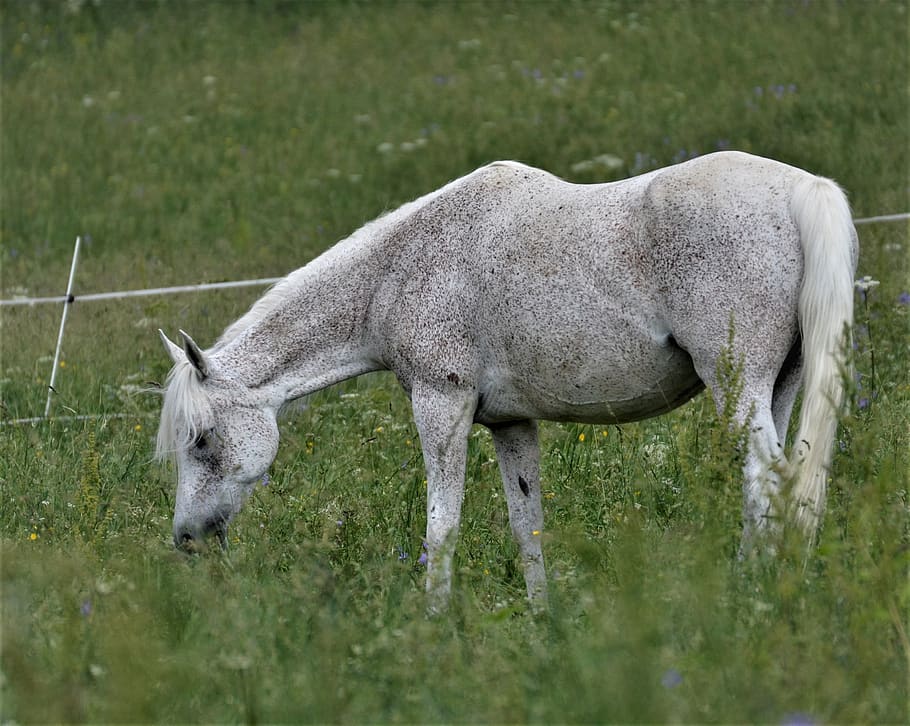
[260,473,270,487]
[397,547,409,562]
[898,292,910,305]
[858,397,870,410]
[80,599,92,617]
[661,668,683,689]
[781,712,815,726]
[417,540,428,566]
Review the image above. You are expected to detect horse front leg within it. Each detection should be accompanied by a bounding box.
[411,384,476,614]
[490,419,548,610]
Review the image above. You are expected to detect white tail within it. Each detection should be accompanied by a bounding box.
[789,175,857,533]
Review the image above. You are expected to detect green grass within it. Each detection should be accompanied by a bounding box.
[2,1,908,722]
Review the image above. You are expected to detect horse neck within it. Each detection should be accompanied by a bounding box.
[212,236,385,406]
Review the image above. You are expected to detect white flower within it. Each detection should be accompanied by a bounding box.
[376,142,394,154]
[458,38,481,50]
[82,95,95,108]
[854,276,880,292]
[203,75,217,86]
[592,153,624,170]
[571,154,624,175]
[571,160,595,174]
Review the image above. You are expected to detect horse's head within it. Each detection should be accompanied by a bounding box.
[157,330,279,552]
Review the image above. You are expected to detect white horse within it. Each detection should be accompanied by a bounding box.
[157,151,856,611]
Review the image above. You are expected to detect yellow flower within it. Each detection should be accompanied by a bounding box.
[601,430,609,437]
[532,530,540,536]
[578,433,585,442]
[134,424,142,432]
[29,532,38,541]
[59,360,66,368]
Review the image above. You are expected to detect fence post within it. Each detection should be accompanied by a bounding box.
[45,236,81,417]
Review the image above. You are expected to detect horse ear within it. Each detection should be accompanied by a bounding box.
[159,329,184,365]
[178,329,209,381]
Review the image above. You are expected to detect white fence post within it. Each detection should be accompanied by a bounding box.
[44,236,81,417]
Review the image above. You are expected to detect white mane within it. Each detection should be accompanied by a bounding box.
[156,360,213,461]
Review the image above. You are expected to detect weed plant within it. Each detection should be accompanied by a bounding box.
[1,2,908,722]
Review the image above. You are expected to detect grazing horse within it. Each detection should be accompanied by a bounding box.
[157,151,857,611]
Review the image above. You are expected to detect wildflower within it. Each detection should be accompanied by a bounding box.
[374,426,383,433]
[260,473,270,487]
[857,397,870,410]
[661,668,683,689]
[29,532,38,541]
[397,547,409,561]
[376,142,394,154]
[578,433,585,442]
[854,276,880,292]
[82,95,95,108]
[898,291,910,305]
[532,530,541,536]
[59,360,66,368]
[780,713,815,726]
[417,540,428,566]
[80,599,92,617]
[134,424,142,432]
[601,430,608,437]
[203,75,217,86]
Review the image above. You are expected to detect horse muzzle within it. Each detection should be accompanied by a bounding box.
[173,514,229,553]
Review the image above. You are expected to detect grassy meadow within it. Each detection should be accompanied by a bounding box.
[1,1,908,722]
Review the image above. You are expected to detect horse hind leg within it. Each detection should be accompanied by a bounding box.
[740,400,787,548]
[489,420,548,609]
[700,359,788,551]
[771,340,802,446]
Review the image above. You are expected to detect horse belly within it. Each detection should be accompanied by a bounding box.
[476,330,704,426]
